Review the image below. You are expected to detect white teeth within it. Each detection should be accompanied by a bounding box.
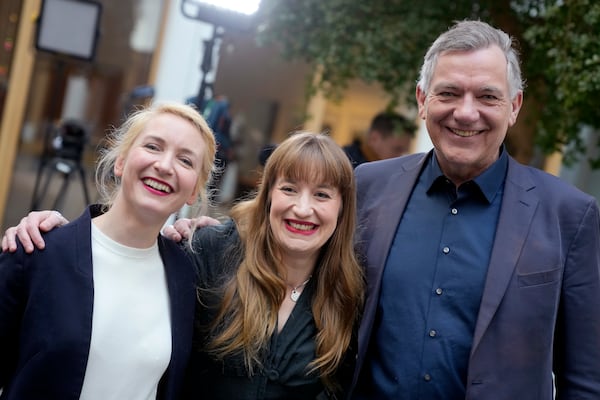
[451,128,480,137]
[289,221,315,231]
[143,178,171,193]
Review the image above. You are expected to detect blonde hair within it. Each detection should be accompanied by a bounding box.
[208,132,364,388]
[95,102,216,213]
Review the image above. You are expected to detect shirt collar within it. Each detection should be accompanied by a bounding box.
[425,145,508,203]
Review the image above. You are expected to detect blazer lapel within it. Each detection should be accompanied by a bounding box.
[366,155,427,279]
[356,153,428,366]
[470,158,539,354]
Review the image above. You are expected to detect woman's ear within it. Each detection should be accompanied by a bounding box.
[185,186,200,206]
[114,154,125,177]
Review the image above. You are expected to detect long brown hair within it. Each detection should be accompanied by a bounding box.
[208,132,364,386]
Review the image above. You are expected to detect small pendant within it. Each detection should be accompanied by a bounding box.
[290,289,300,302]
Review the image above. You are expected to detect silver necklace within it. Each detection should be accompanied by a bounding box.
[289,276,312,302]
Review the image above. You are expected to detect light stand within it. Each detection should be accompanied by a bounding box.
[180,0,260,106]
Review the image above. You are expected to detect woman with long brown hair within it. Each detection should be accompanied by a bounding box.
[184,132,364,399]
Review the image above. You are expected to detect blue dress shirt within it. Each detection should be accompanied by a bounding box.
[355,148,508,399]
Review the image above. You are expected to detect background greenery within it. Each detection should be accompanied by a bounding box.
[256,0,600,168]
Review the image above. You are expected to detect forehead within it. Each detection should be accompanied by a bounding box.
[432,46,509,88]
[136,113,204,148]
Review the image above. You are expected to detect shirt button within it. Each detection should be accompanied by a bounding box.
[435,288,443,295]
[442,246,450,254]
[424,373,431,381]
[451,208,458,215]
[429,329,437,337]
[267,369,280,380]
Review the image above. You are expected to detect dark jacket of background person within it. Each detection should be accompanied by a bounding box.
[182,220,357,400]
[0,206,197,400]
[352,151,600,399]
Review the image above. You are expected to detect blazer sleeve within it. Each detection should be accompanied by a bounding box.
[0,247,27,387]
[554,198,600,398]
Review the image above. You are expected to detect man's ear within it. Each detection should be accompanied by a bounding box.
[508,91,523,127]
[416,86,427,120]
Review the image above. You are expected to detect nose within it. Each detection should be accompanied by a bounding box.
[453,94,479,123]
[293,192,314,217]
[154,152,175,175]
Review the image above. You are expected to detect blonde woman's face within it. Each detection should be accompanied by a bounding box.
[269,176,342,264]
[114,113,206,222]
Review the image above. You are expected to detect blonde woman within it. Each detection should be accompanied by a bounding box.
[0,102,215,400]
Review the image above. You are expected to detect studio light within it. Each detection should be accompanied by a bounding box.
[193,0,260,16]
[181,0,261,30]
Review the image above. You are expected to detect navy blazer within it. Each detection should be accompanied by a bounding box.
[0,206,197,399]
[352,151,600,399]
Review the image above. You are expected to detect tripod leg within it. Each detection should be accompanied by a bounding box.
[52,172,71,210]
[78,166,91,205]
[31,159,49,210]
[32,165,55,210]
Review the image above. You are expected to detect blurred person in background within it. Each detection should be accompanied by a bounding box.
[343,112,416,168]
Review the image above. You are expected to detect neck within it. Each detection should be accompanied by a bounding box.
[281,253,317,288]
[287,275,312,290]
[93,206,163,248]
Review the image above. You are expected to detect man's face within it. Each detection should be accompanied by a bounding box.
[369,131,412,160]
[416,45,522,185]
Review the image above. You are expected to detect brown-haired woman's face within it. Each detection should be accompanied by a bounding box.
[268,176,342,262]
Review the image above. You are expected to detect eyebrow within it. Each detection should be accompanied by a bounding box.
[145,134,200,158]
[432,83,504,96]
[479,86,504,96]
[279,177,336,190]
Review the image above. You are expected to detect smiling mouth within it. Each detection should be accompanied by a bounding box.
[450,128,482,137]
[287,221,317,231]
[143,178,172,193]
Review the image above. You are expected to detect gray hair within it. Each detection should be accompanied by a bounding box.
[417,20,524,99]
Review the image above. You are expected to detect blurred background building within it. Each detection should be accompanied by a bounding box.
[0,0,598,231]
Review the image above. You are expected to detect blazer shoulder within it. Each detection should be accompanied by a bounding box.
[508,160,597,205]
[355,152,428,180]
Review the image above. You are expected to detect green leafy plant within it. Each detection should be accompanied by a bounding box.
[256,0,600,167]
